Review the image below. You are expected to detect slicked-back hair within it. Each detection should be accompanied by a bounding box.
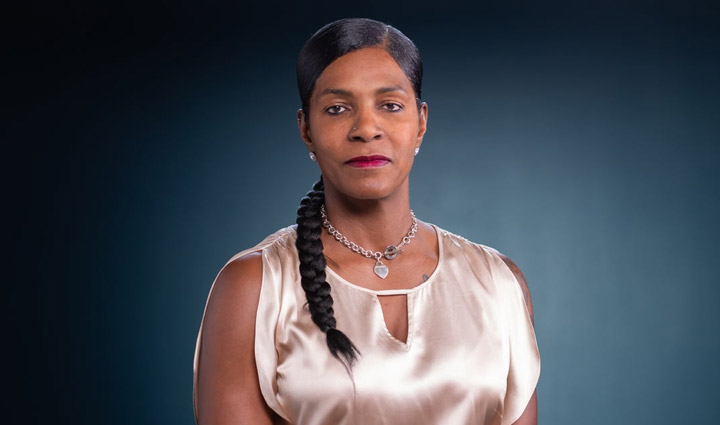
[296,17,423,121]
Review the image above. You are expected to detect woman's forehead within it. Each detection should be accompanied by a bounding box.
[313,47,413,96]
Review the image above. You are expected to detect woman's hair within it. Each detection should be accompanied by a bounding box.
[297,17,423,122]
[294,18,423,369]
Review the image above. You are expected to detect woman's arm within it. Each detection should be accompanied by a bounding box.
[196,252,277,425]
[498,253,538,425]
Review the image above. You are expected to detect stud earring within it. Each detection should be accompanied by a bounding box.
[414,147,420,156]
[309,152,317,162]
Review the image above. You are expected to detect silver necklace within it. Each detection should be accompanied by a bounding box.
[320,205,418,279]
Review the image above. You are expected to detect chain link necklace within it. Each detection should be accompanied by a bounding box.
[320,204,418,279]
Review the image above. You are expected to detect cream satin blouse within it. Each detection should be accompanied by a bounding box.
[194,224,540,425]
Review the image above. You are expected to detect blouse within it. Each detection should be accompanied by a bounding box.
[194,224,540,425]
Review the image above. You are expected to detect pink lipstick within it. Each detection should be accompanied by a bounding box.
[346,155,391,168]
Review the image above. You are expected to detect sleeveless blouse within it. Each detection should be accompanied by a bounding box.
[193,224,540,425]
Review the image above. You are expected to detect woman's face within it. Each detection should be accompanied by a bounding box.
[298,46,428,201]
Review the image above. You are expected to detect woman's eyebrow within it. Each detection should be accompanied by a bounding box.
[319,88,352,97]
[375,85,407,95]
[318,85,408,98]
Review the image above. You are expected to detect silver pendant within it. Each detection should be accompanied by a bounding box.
[374,260,389,279]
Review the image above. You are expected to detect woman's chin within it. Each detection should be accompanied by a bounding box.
[323,171,409,201]
[340,182,407,201]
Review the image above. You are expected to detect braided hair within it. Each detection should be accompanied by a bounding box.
[295,177,359,369]
[294,18,423,368]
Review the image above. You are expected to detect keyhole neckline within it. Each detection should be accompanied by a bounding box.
[323,223,443,296]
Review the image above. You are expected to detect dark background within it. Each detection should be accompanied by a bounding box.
[6,0,720,423]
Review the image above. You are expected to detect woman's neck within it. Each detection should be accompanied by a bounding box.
[321,187,414,252]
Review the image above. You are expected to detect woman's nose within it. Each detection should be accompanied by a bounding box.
[348,107,383,142]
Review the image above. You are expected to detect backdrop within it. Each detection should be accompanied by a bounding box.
[8,1,720,424]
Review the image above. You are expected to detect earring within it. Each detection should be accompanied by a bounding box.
[309,152,317,162]
[414,147,420,156]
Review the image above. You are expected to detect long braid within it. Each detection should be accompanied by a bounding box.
[295,177,360,369]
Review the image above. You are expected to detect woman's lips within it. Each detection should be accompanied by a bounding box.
[346,155,391,168]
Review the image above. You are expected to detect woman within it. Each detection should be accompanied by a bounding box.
[193,18,539,425]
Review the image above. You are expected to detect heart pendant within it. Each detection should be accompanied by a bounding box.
[374,262,389,279]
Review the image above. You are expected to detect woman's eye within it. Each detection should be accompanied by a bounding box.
[326,105,348,115]
[383,103,403,112]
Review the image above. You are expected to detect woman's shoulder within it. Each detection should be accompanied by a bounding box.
[222,225,298,266]
[430,222,534,318]
[430,223,516,263]
[204,225,299,314]
[430,223,501,259]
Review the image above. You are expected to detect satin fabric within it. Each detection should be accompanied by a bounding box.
[194,224,540,425]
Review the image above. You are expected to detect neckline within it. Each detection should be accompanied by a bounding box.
[323,223,444,296]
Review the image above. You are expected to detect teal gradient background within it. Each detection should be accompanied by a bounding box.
[7,1,719,424]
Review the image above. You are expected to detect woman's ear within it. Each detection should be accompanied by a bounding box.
[297,109,313,148]
[417,102,428,143]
